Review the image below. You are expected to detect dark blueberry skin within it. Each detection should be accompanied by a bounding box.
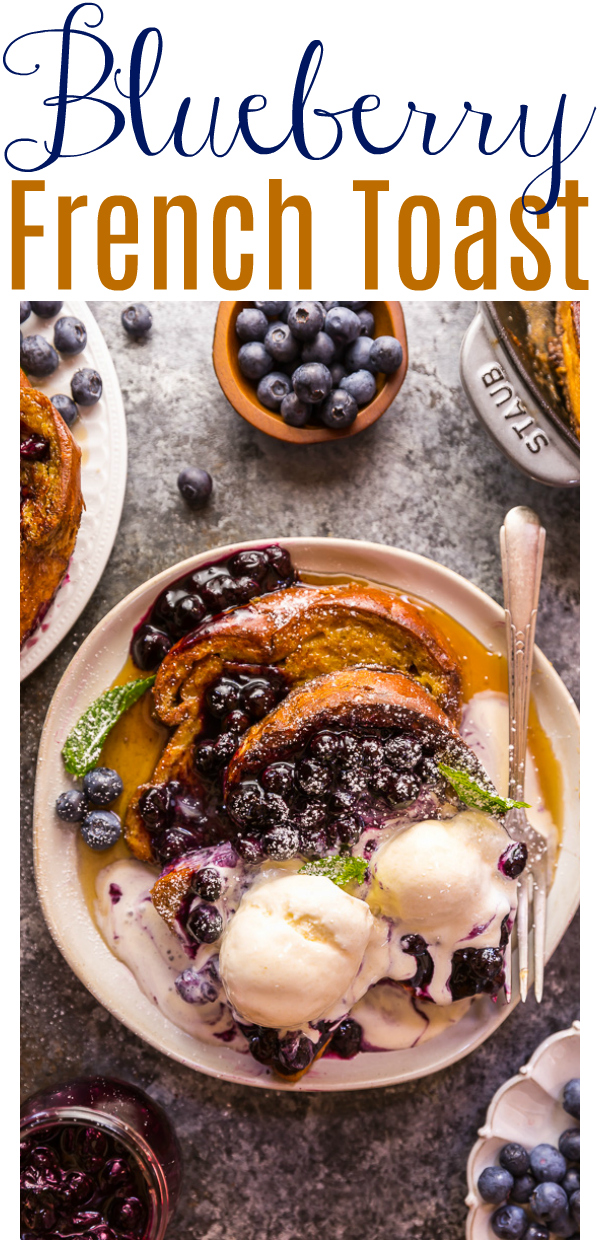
[401,933,428,956]
[53,316,87,355]
[563,1078,580,1119]
[236,306,268,343]
[558,1128,580,1163]
[530,1180,568,1223]
[276,1034,314,1076]
[238,342,274,380]
[324,306,361,346]
[339,370,376,406]
[296,757,332,797]
[477,1165,514,1204]
[300,330,335,365]
[264,322,299,363]
[254,300,286,319]
[357,308,375,337]
[561,1167,579,1195]
[263,824,300,860]
[20,432,50,461]
[138,785,170,833]
[20,301,32,323]
[83,768,123,806]
[265,544,294,578]
[370,335,403,374]
[329,362,346,388]
[192,867,222,902]
[243,678,277,718]
[530,1144,567,1184]
[187,904,223,944]
[30,301,63,318]
[569,1188,580,1229]
[71,367,102,406]
[523,1223,550,1239]
[121,303,152,336]
[262,762,295,797]
[501,842,528,879]
[50,393,79,427]
[321,388,358,429]
[175,967,219,1005]
[490,1204,528,1239]
[287,301,325,341]
[229,549,269,580]
[177,467,213,508]
[499,1142,531,1177]
[80,810,122,850]
[154,827,197,866]
[21,334,59,378]
[329,1018,362,1058]
[511,1172,536,1202]
[292,362,332,405]
[344,336,374,373]
[449,946,505,1000]
[174,593,206,631]
[311,731,343,763]
[131,624,172,670]
[257,371,292,411]
[207,678,241,717]
[55,789,86,822]
[386,736,423,769]
[281,392,312,427]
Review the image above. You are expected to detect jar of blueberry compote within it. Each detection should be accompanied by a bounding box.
[20,1076,181,1239]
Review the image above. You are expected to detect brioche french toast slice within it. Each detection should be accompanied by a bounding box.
[20,370,84,645]
[125,584,462,861]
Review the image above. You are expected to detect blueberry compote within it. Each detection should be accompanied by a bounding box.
[131,544,296,671]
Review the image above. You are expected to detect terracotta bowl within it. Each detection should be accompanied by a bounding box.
[213,301,408,444]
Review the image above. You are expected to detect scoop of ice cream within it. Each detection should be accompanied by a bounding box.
[220,873,374,1028]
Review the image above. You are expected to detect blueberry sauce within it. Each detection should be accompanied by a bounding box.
[20,424,50,462]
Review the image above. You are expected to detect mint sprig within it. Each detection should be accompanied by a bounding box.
[62,675,156,776]
[300,854,368,887]
[438,764,530,817]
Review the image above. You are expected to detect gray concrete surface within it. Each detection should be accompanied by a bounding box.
[21,301,579,1240]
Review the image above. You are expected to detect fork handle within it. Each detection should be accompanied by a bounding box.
[500,507,546,800]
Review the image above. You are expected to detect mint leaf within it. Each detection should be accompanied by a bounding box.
[62,675,156,777]
[438,764,530,817]
[300,854,368,887]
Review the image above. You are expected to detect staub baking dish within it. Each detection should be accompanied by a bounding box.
[460,302,580,487]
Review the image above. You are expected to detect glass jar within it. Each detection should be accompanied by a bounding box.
[20,1076,181,1240]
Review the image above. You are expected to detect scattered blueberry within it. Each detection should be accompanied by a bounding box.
[321,388,358,429]
[55,790,86,822]
[30,301,63,319]
[257,371,292,411]
[292,362,333,405]
[563,1078,580,1120]
[254,300,286,319]
[477,1166,514,1204]
[499,1142,531,1177]
[192,867,222,902]
[81,810,122,850]
[558,1129,580,1163]
[300,330,335,365]
[369,335,403,373]
[177,467,213,509]
[264,322,299,363]
[236,307,268,343]
[50,393,79,427]
[20,301,31,323]
[324,306,361,346]
[281,392,312,427]
[21,334,59,377]
[339,370,377,406]
[329,362,346,388]
[344,336,374,373]
[530,1181,568,1223]
[490,1204,528,1239]
[238,341,274,380]
[263,824,300,860]
[287,301,325,341]
[511,1172,536,1202]
[83,767,123,806]
[357,309,375,337]
[131,624,172,670]
[53,316,87,356]
[121,303,152,336]
[71,367,102,406]
[530,1144,567,1184]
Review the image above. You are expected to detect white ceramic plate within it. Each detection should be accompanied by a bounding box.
[33,539,580,1091]
[20,302,127,680]
[465,1023,580,1238]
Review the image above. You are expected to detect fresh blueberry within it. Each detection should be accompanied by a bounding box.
[131,624,172,670]
[369,335,403,374]
[264,322,300,363]
[192,866,222,901]
[281,392,312,427]
[175,966,219,1005]
[499,1142,531,1177]
[523,1223,550,1239]
[55,790,86,822]
[530,1144,567,1184]
[321,302,341,311]
[30,301,63,318]
[511,1172,536,1202]
[20,301,31,323]
[552,1209,576,1239]
[321,388,358,429]
[83,767,123,806]
[187,903,223,944]
[21,334,59,378]
[257,371,292,411]
[53,316,87,356]
[300,331,336,365]
[563,1078,580,1119]
[339,301,369,311]
[264,824,300,860]
[559,1129,580,1163]
[339,370,377,406]
[50,393,79,427]
[287,301,325,341]
[477,1166,514,1204]
[561,1168,580,1196]
[530,1181,568,1223]
[329,362,346,388]
[254,301,286,319]
[490,1204,528,1239]
[329,1018,362,1058]
[357,309,375,337]
[570,1188,580,1229]
[177,467,213,508]
[121,303,152,336]
[80,810,122,850]
[292,362,333,405]
[324,306,361,346]
[238,341,274,380]
[344,336,374,373]
[236,306,268,342]
[71,367,102,405]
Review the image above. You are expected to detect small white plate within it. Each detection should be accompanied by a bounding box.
[465,1023,580,1238]
[20,301,127,680]
[33,538,580,1091]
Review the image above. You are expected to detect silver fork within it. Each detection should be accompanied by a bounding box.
[500,506,547,1004]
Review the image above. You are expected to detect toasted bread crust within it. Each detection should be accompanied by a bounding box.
[20,371,84,645]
